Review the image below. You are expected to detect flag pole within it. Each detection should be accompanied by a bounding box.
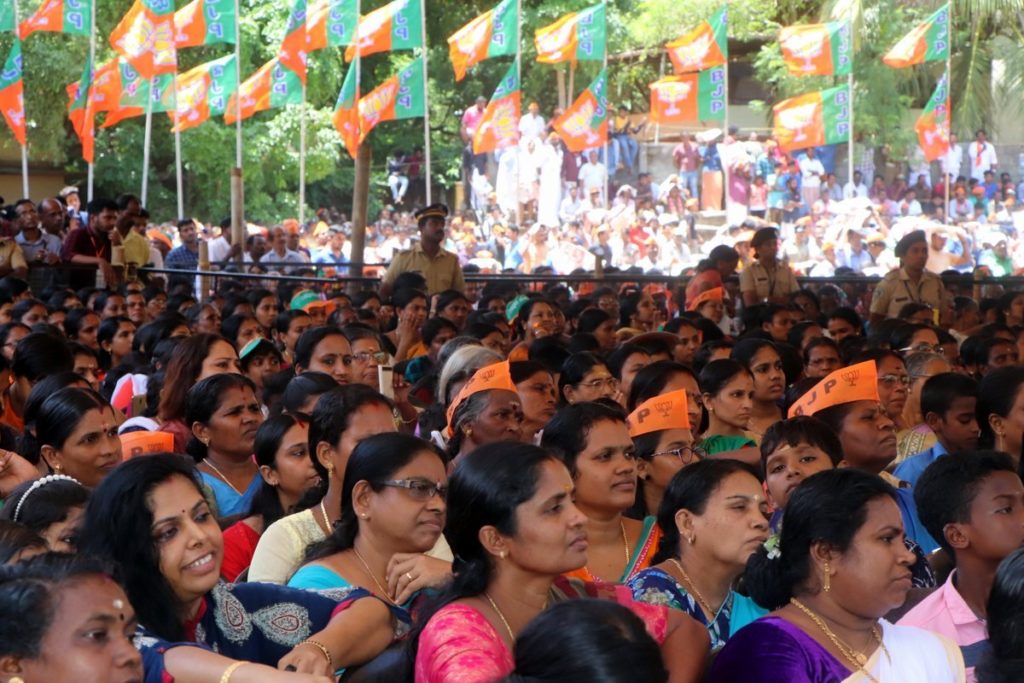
[175,85,184,218]
[87,0,96,201]
[299,81,306,223]
[847,71,854,191]
[141,76,155,205]
[602,0,608,209]
[721,19,730,217]
[944,3,952,219]
[419,0,431,204]
[230,0,244,266]
[514,0,521,225]
[11,0,27,198]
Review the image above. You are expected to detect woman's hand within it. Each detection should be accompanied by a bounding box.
[386,553,453,605]
[0,450,40,498]
[393,373,412,406]
[278,642,333,677]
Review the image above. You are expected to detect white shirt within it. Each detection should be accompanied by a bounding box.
[967,141,997,181]
[207,235,232,263]
[518,113,546,143]
[799,156,825,188]
[843,181,869,199]
[578,161,608,194]
[941,143,963,179]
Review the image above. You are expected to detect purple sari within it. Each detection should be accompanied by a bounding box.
[709,616,850,682]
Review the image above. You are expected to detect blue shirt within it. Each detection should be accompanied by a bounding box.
[197,470,261,517]
[894,441,949,488]
[165,245,199,270]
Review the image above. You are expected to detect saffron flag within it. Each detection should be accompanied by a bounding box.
[358,57,425,141]
[308,0,357,51]
[86,59,174,129]
[332,65,360,158]
[772,85,851,152]
[534,3,605,64]
[666,6,727,74]
[779,21,852,77]
[447,0,517,81]
[344,0,423,62]
[170,54,238,132]
[66,57,95,162]
[19,0,92,39]
[649,66,726,124]
[0,41,26,145]
[278,0,309,83]
[473,62,519,154]
[551,67,608,152]
[882,4,950,69]
[109,0,177,80]
[174,0,236,47]
[224,57,302,124]
[915,73,950,162]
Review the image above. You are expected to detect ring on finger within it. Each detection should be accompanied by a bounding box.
[406,572,414,581]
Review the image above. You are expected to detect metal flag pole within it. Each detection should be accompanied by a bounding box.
[175,81,184,218]
[87,0,96,200]
[944,2,952,218]
[514,0,522,225]
[419,0,431,204]
[602,0,608,208]
[299,80,306,223]
[847,66,854,190]
[11,0,27,197]
[230,0,244,265]
[141,76,155,205]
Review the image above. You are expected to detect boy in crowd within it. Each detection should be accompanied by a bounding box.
[895,373,980,487]
[901,451,1024,682]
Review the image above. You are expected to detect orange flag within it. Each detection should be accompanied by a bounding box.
[472,63,520,154]
[109,0,177,80]
[344,0,423,62]
[447,0,516,81]
[551,68,608,152]
[772,86,851,152]
[666,6,727,74]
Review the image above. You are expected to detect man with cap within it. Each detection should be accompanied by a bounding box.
[739,227,799,306]
[381,203,464,297]
[869,229,950,324]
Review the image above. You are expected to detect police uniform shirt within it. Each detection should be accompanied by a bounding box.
[869,268,948,319]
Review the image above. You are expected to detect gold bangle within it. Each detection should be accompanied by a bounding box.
[301,639,334,670]
[219,661,246,683]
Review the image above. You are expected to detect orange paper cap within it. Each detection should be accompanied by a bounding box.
[627,390,690,437]
[445,361,518,437]
[119,431,175,459]
[687,287,724,312]
[787,360,880,418]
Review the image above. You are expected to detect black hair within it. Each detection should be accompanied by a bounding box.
[246,413,308,527]
[802,337,840,366]
[307,384,394,481]
[528,336,570,375]
[294,326,347,372]
[627,361,697,412]
[97,316,133,369]
[391,287,427,313]
[920,372,979,420]
[978,367,1024,448]
[435,289,469,316]
[541,402,627,477]
[92,290,124,317]
[978,548,1024,682]
[653,459,759,563]
[305,433,444,560]
[24,388,110,470]
[133,314,188,358]
[11,298,47,326]
[759,416,843,474]
[183,373,257,462]
[618,292,646,328]
[787,321,820,350]
[0,520,46,564]
[509,360,548,385]
[0,477,89,541]
[826,307,863,335]
[281,371,338,414]
[422,317,458,347]
[731,337,779,371]
[558,352,608,403]
[78,453,201,641]
[606,343,650,381]
[0,553,116,659]
[12,332,73,381]
[576,308,612,335]
[274,308,311,336]
[744,469,896,609]
[505,600,667,683]
[698,358,750,397]
[693,339,732,373]
[220,313,260,350]
[914,450,1017,557]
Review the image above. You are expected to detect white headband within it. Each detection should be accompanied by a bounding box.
[12,475,82,523]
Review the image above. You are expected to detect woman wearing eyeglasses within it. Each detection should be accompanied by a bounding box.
[629,459,770,652]
[558,352,620,405]
[343,325,417,430]
[626,390,704,520]
[289,433,448,610]
[852,350,912,434]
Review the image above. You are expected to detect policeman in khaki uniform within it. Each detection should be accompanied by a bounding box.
[739,227,799,306]
[869,229,950,325]
[380,203,465,297]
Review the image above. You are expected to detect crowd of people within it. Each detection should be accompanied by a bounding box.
[2,158,1024,682]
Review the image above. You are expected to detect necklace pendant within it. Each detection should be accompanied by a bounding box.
[855,653,867,665]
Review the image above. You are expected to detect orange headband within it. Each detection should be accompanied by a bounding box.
[686,287,724,312]
[787,360,880,418]
[627,390,690,437]
[445,361,517,437]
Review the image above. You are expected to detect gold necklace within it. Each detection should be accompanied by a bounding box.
[790,598,886,683]
[351,546,397,605]
[484,592,516,643]
[318,499,331,534]
[200,459,243,495]
[668,558,716,619]
[584,521,631,580]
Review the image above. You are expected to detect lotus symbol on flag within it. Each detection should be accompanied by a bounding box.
[357,10,389,50]
[360,82,397,127]
[778,101,818,143]
[786,30,825,72]
[481,98,517,148]
[561,100,599,145]
[538,21,575,61]
[674,32,713,69]
[178,76,208,113]
[659,80,691,116]
[118,14,176,69]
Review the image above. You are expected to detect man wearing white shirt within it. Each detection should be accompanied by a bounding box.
[967,129,997,182]
[518,102,546,143]
[578,150,608,205]
[559,185,582,223]
[798,148,825,208]
[843,170,869,199]
[940,132,963,180]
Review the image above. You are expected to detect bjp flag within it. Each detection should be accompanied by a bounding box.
[772,85,851,152]
[19,0,92,39]
[174,0,237,47]
[779,21,852,77]
[332,65,360,158]
[473,62,520,154]
[0,41,25,145]
[224,57,302,124]
[551,68,608,152]
[170,54,238,132]
[109,0,177,80]
[534,3,605,64]
[278,0,309,83]
[447,0,517,81]
[357,57,425,142]
[649,66,726,124]
[67,57,96,162]
[915,73,950,162]
[344,0,423,62]
[666,5,727,74]
[307,0,357,51]
[882,4,950,69]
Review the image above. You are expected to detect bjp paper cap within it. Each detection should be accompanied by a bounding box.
[445,361,518,437]
[627,390,690,437]
[687,287,724,312]
[120,430,175,459]
[787,360,880,418]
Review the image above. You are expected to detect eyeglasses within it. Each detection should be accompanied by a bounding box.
[899,344,944,354]
[379,478,448,501]
[353,350,388,364]
[878,374,911,387]
[578,377,620,391]
[649,446,706,465]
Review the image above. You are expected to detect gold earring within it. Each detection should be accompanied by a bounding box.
[11,677,25,683]
[499,551,507,559]
[822,560,831,593]
[688,535,695,545]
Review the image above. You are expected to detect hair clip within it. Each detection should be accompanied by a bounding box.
[12,474,83,523]
[763,533,781,561]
